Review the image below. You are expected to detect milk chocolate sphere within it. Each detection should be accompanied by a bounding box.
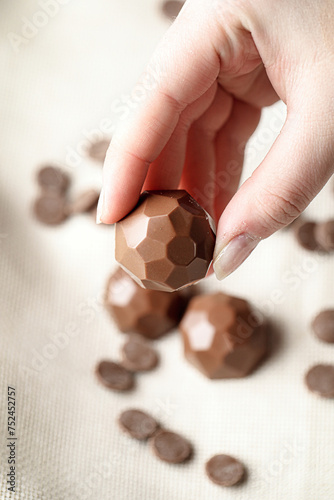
[105,268,187,339]
[180,293,267,379]
[115,190,215,292]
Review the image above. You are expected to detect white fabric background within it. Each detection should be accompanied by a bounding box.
[1,1,334,499]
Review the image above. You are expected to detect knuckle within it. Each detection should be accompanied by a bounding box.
[254,184,309,230]
[157,88,187,115]
[191,120,216,140]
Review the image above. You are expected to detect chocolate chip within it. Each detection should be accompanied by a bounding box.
[69,189,100,215]
[121,337,159,372]
[312,310,334,343]
[37,166,70,194]
[33,194,68,225]
[118,409,159,440]
[151,430,192,463]
[314,220,334,252]
[95,360,134,391]
[305,364,334,398]
[294,221,321,251]
[205,454,245,487]
[161,0,184,20]
[87,139,110,163]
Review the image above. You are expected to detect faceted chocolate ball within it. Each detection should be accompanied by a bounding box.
[105,267,187,339]
[115,190,215,292]
[180,293,267,379]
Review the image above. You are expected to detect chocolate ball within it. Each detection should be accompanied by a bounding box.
[105,267,187,339]
[115,190,215,292]
[180,293,267,379]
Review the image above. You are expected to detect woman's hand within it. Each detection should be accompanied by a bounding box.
[97,0,334,279]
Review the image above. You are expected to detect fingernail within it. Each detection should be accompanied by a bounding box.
[96,188,105,224]
[213,233,260,280]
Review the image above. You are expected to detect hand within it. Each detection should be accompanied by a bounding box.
[97,0,334,280]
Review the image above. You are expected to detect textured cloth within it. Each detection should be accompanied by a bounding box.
[1,1,334,499]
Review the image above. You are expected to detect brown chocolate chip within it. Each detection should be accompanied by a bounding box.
[69,189,100,215]
[312,310,334,343]
[314,220,334,252]
[118,409,159,440]
[294,221,322,251]
[205,454,245,487]
[37,166,70,194]
[161,0,184,20]
[95,360,134,391]
[33,194,68,225]
[87,138,110,163]
[151,430,192,463]
[305,364,334,398]
[121,337,159,372]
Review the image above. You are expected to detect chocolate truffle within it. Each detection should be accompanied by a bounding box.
[115,190,215,292]
[104,267,187,339]
[180,293,267,379]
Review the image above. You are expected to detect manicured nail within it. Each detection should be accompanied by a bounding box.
[96,188,105,224]
[213,233,260,280]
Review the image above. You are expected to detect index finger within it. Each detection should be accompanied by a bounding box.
[98,1,220,223]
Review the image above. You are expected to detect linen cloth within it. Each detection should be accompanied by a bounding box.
[1,1,334,499]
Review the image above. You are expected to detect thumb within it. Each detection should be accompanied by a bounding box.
[213,104,334,280]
